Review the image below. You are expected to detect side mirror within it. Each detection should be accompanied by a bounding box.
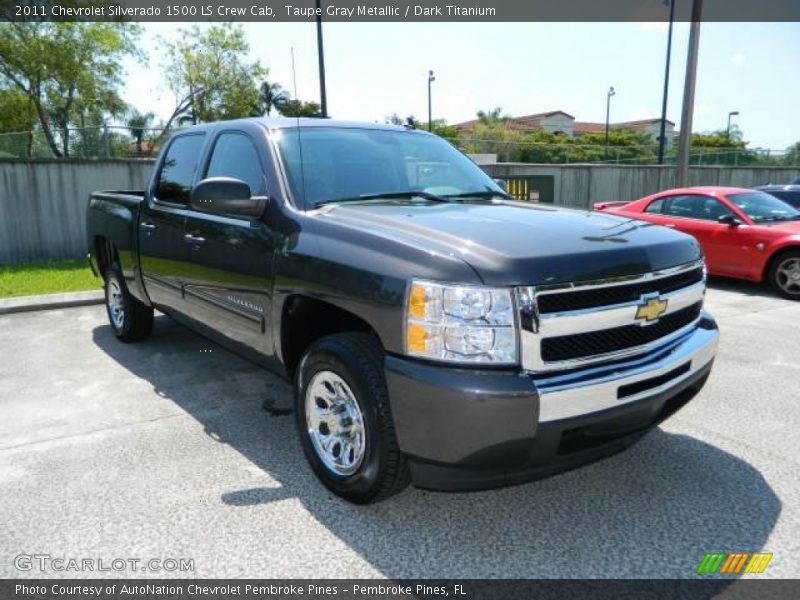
[189,177,267,219]
[493,178,508,193]
[717,214,742,227]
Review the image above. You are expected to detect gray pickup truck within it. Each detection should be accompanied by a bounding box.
[87,118,719,503]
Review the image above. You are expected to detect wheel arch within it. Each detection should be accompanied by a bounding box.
[762,243,800,282]
[279,294,382,380]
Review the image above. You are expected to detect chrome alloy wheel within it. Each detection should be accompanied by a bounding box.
[776,257,800,295]
[107,279,126,330]
[305,370,366,476]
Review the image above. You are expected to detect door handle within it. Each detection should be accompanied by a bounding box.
[184,233,206,245]
[140,222,156,230]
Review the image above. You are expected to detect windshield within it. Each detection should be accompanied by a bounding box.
[273,127,503,208]
[728,191,800,223]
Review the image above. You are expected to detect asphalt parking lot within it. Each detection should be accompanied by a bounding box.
[1,278,799,579]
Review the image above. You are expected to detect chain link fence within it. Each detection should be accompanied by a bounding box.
[448,137,797,167]
[0,127,796,167]
[0,126,180,159]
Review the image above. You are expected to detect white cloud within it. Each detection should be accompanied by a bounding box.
[731,53,746,64]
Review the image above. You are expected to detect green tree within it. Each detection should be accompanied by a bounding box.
[277,98,322,118]
[420,119,459,138]
[0,86,37,157]
[126,108,155,155]
[0,21,140,157]
[162,24,265,126]
[460,108,521,161]
[784,141,800,167]
[258,81,290,117]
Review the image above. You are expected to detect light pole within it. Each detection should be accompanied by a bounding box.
[315,0,328,117]
[726,110,739,139]
[658,0,676,165]
[604,86,616,160]
[427,70,435,132]
[675,0,703,187]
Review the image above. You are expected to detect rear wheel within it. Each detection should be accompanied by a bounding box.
[294,333,410,504]
[768,250,800,300]
[104,263,154,341]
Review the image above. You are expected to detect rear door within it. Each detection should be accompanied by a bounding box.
[139,133,205,313]
[181,129,277,356]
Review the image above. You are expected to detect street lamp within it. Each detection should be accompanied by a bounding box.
[658,0,676,165]
[427,70,436,132]
[605,86,616,159]
[726,110,740,139]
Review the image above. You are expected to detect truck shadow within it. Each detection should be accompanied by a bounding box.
[92,316,780,580]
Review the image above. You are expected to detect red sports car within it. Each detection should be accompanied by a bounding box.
[595,187,800,299]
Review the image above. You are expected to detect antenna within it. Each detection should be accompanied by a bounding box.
[290,47,307,209]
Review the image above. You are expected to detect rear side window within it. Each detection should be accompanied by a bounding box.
[155,134,205,205]
[205,133,264,195]
[645,199,664,214]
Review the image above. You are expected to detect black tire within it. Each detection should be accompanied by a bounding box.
[103,263,154,342]
[294,333,410,504]
[767,249,800,300]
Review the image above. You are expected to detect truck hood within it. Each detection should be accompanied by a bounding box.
[318,201,702,286]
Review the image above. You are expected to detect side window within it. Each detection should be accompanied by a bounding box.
[155,135,205,205]
[663,195,733,222]
[645,198,664,214]
[205,133,264,195]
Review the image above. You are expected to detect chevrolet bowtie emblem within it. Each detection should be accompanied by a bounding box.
[635,296,668,323]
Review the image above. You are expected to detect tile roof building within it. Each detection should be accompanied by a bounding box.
[455,111,675,145]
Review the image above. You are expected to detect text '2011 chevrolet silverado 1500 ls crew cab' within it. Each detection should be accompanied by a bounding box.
[87,118,719,503]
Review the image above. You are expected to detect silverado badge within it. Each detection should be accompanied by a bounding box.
[635,296,668,323]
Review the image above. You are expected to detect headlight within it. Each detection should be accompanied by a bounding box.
[405,280,518,365]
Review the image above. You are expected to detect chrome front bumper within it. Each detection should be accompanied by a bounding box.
[533,317,718,423]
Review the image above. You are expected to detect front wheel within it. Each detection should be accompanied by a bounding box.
[768,250,800,300]
[294,333,410,503]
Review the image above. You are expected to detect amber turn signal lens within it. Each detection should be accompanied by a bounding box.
[408,284,428,319]
[406,323,428,353]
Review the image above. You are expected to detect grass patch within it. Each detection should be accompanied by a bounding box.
[0,259,100,299]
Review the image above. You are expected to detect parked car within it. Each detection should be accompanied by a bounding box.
[595,186,800,298]
[87,118,718,503]
[757,184,800,210]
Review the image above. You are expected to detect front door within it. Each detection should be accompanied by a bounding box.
[181,130,277,357]
[659,194,749,276]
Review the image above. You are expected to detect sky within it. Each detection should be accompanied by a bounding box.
[120,21,800,150]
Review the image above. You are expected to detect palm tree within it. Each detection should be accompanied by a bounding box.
[126,109,155,155]
[476,107,508,125]
[259,81,290,117]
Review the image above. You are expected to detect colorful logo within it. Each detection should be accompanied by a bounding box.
[696,552,773,575]
[635,295,669,323]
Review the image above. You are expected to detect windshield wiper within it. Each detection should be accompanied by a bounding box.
[443,190,511,200]
[315,190,451,207]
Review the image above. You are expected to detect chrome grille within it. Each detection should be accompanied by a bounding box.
[518,260,706,373]
[536,266,704,314]
[541,302,702,362]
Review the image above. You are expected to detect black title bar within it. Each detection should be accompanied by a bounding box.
[4,0,800,22]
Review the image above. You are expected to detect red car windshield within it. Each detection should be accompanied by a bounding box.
[728,191,800,223]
